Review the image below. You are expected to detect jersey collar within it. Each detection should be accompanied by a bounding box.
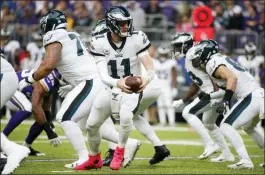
[107,32,126,53]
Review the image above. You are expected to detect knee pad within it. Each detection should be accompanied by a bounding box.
[182,106,191,120]
[86,122,101,132]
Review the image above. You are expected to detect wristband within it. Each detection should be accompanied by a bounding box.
[223,89,234,102]
[144,70,156,84]
[27,73,36,84]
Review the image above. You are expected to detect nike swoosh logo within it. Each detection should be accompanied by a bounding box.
[236,163,244,166]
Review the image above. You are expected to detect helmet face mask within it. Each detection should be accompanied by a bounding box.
[39,10,68,36]
[171,33,193,59]
[105,6,133,37]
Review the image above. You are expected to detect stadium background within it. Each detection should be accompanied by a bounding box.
[1,0,264,124]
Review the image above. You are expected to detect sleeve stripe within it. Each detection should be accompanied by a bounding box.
[90,51,105,56]
[39,80,49,92]
[137,43,151,55]
[212,64,226,78]
[44,41,62,48]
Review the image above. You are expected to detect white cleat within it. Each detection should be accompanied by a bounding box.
[0,152,7,158]
[2,145,30,174]
[210,154,235,162]
[259,163,264,168]
[199,144,219,159]
[64,159,86,169]
[227,159,254,170]
[123,139,141,168]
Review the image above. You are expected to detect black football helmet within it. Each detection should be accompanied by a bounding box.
[171,32,193,59]
[91,19,109,36]
[39,9,68,36]
[105,6,133,37]
[188,39,219,68]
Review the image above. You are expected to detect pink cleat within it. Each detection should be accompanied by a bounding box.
[110,147,125,170]
[74,153,103,170]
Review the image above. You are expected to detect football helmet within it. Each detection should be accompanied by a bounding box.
[91,19,109,36]
[105,6,133,37]
[39,9,68,36]
[171,32,193,59]
[245,42,256,60]
[188,39,219,68]
[157,45,170,62]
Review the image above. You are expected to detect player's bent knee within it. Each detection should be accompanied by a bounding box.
[204,124,215,131]
[182,106,191,119]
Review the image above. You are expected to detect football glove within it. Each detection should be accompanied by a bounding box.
[216,100,230,115]
[18,73,36,91]
[198,91,210,100]
[58,84,73,98]
[172,99,184,109]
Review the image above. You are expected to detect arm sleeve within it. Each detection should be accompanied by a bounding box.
[206,58,226,77]
[136,31,151,57]
[89,37,105,62]
[96,60,118,87]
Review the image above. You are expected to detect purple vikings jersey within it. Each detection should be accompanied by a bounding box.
[17,69,62,98]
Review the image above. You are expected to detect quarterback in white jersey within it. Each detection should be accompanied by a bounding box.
[78,6,169,171]
[153,45,178,127]
[237,42,264,84]
[172,33,234,162]
[1,48,30,174]
[189,39,264,169]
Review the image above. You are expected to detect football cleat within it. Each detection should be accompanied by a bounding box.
[103,149,115,166]
[259,163,264,168]
[29,147,46,156]
[110,147,125,170]
[199,144,219,159]
[123,139,141,168]
[2,145,30,174]
[149,145,170,165]
[210,154,235,162]
[65,159,86,169]
[227,159,254,170]
[74,153,102,170]
[0,158,7,173]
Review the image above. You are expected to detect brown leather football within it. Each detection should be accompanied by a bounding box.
[125,76,142,93]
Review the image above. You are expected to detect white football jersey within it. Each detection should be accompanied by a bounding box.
[1,57,15,73]
[206,53,260,99]
[153,58,176,88]
[185,49,214,93]
[26,42,46,69]
[237,55,264,81]
[90,31,151,78]
[43,29,98,86]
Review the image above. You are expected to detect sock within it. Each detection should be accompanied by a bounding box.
[220,123,250,160]
[167,107,175,126]
[22,142,31,148]
[133,115,163,146]
[248,128,264,149]
[158,107,166,125]
[0,133,17,156]
[119,109,133,148]
[3,111,31,136]
[208,124,233,157]
[184,113,214,147]
[60,121,88,160]
[25,121,44,145]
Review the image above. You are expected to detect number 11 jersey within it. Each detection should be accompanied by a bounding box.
[89,31,151,78]
[43,29,98,86]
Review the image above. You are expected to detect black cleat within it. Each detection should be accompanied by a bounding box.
[103,149,115,166]
[149,145,170,165]
[29,147,45,156]
[0,158,7,173]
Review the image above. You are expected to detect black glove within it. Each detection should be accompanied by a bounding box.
[216,100,230,115]
[198,91,210,101]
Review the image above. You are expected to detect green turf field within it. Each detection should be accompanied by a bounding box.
[1,120,264,174]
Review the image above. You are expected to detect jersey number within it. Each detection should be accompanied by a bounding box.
[108,59,132,78]
[225,57,245,72]
[68,34,84,56]
[188,71,203,86]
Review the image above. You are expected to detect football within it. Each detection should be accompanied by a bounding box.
[125,76,142,93]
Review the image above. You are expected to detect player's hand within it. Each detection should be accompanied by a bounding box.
[48,131,61,147]
[172,88,178,98]
[58,84,73,98]
[172,99,184,109]
[137,76,148,93]
[198,91,210,101]
[216,100,230,115]
[117,77,133,94]
[18,73,36,91]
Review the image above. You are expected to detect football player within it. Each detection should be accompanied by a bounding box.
[18,9,140,169]
[4,69,62,156]
[76,6,170,170]
[188,39,264,169]
[154,45,178,127]
[1,48,30,174]
[172,33,234,162]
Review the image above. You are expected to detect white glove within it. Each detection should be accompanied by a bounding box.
[58,84,73,98]
[49,137,61,147]
[18,73,36,91]
[172,88,178,98]
[172,99,184,109]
